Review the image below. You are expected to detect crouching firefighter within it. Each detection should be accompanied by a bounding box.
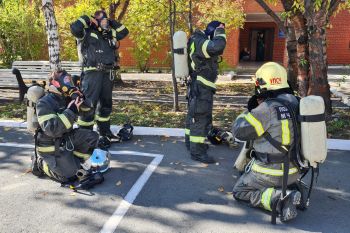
[70,10,129,148]
[185,21,227,164]
[29,71,105,189]
[232,62,328,223]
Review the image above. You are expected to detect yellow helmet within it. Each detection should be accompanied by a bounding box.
[254,62,289,92]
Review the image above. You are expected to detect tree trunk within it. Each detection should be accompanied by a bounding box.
[109,0,121,20]
[281,0,298,91]
[291,13,309,97]
[169,0,179,112]
[285,21,298,91]
[255,0,286,33]
[42,0,61,71]
[304,0,332,116]
[255,0,299,89]
[188,0,193,34]
[117,0,130,22]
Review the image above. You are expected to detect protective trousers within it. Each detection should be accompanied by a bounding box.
[78,70,113,136]
[185,81,214,156]
[232,160,299,211]
[38,128,99,183]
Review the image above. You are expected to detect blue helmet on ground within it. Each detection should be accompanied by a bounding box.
[83,149,111,173]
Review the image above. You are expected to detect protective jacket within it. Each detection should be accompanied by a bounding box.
[188,28,226,91]
[36,92,99,182]
[36,93,76,153]
[70,15,129,68]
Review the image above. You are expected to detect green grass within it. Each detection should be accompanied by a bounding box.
[1,99,349,139]
[0,102,26,120]
[327,109,350,139]
[216,83,254,95]
[116,81,254,96]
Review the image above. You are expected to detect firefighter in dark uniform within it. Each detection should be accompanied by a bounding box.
[185,21,227,164]
[31,71,100,184]
[232,62,302,222]
[70,10,129,148]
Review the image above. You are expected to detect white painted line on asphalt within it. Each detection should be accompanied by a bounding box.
[0,142,34,149]
[0,142,164,233]
[1,120,349,150]
[100,151,163,233]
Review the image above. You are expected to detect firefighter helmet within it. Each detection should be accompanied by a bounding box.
[207,127,223,145]
[254,62,289,94]
[82,149,111,173]
[118,123,134,141]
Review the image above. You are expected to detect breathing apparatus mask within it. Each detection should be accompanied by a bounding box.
[50,71,93,111]
[93,11,110,37]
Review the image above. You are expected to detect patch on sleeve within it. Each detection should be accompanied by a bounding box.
[275,106,292,120]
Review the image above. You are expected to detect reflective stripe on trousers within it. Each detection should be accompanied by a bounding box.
[190,135,206,144]
[261,187,274,211]
[251,162,298,176]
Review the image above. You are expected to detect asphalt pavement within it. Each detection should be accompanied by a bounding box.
[0,127,349,233]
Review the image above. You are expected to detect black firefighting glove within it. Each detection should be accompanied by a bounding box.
[247,95,259,112]
[102,29,111,40]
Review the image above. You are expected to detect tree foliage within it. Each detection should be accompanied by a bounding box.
[124,0,245,71]
[260,0,350,115]
[55,0,100,61]
[0,0,46,66]
[195,0,245,29]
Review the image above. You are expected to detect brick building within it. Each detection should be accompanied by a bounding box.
[119,1,350,69]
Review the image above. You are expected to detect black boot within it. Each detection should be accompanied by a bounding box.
[31,153,44,177]
[98,136,112,149]
[279,190,301,222]
[191,154,216,164]
[104,129,121,142]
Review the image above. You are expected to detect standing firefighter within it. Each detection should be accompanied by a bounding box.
[185,21,226,163]
[70,10,129,148]
[232,62,302,222]
[30,71,104,188]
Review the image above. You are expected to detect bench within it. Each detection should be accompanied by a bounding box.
[0,61,82,89]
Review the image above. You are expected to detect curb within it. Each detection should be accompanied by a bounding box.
[330,87,350,106]
[0,120,349,151]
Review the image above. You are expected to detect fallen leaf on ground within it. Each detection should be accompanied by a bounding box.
[116,181,122,186]
[201,163,209,168]
[218,186,225,192]
[69,192,76,196]
[20,169,32,176]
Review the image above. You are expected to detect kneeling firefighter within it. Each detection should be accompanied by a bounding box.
[29,71,108,189]
[232,62,328,223]
[184,21,227,164]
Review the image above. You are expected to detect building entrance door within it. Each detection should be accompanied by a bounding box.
[249,28,274,62]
